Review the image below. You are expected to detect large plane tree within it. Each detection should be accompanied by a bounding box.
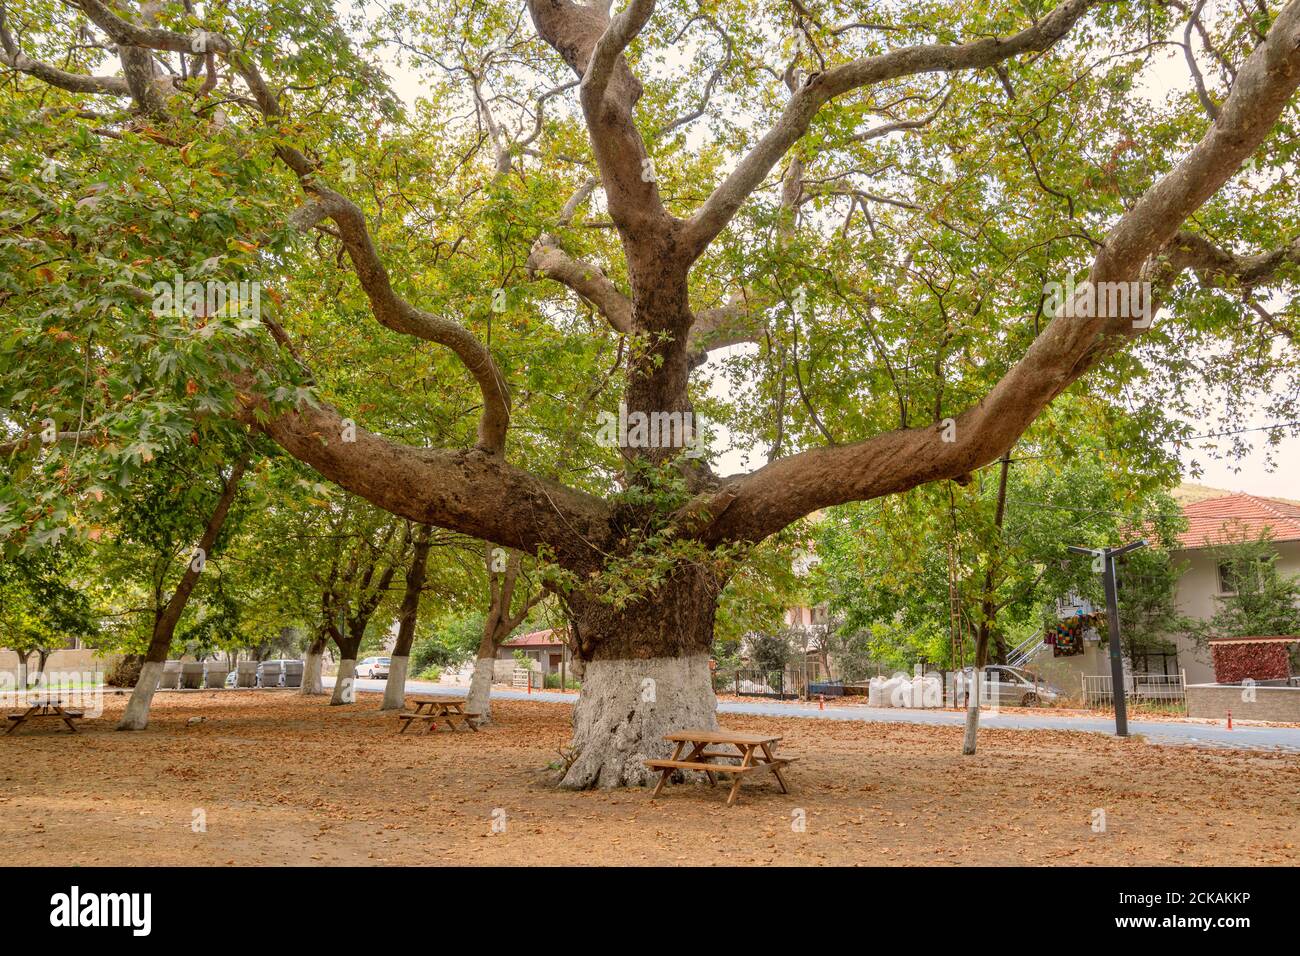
[3,0,1299,786]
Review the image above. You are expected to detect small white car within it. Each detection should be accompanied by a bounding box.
[357,657,391,679]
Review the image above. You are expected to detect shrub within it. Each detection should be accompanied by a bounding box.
[104,655,143,687]
[409,638,454,676]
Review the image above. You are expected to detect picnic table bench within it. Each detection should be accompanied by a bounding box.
[645,728,795,806]
[5,700,84,735]
[396,696,481,734]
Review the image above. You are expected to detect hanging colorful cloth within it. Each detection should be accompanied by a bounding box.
[1049,611,1102,657]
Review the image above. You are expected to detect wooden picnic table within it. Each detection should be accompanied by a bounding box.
[397,696,481,734]
[5,699,83,736]
[645,728,795,806]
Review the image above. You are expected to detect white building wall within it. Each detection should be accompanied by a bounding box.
[1169,539,1300,684]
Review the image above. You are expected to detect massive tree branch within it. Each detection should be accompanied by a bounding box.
[581,0,655,107]
[527,236,633,333]
[680,0,1098,260]
[692,0,1300,545]
[527,0,673,239]
[307,187,512,454]
[236,388,612,571]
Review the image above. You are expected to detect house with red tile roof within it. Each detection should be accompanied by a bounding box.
[498,628,569,675]
[1021,488,1300,690]
[1177,492,1300,549]
[1165,491,1300,683]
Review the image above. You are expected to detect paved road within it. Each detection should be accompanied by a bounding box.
[335,677,1300,753]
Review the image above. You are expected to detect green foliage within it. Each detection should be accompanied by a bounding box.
[0,545,97,654]
[810,411,1188,669]
[1199,527,1300,640]
[410,612,485,674]
[748,630,792,673]
[2,0,1297,674]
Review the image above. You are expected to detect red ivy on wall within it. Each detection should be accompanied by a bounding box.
[1211,641,1292,683]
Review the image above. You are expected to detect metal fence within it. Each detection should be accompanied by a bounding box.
[1082,671,1186,710]
[715,668,792,699]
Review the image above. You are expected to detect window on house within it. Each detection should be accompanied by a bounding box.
[1217,558,1267,594]
[1129,646,1178,676]
[1217,562,1236,594]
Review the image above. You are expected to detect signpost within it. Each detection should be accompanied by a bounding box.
[1067,539,1147,737]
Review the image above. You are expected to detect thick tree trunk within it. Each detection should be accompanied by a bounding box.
[121,661,163,729]
[560,572,719,789]
[962,629,992,756]
[382,655,409,710]
[120,624,177,731]
[381,524,431,711]
[331,658,357,705]
[301,636,326,696]
[119,458,247,730]
[467,627,498,723]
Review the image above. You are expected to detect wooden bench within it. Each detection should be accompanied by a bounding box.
[5,703,83,735]
[645,729,795,806]
[397,712,440,734]
[396,699,482,734]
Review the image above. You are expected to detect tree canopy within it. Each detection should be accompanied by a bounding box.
[3,0,1299,783]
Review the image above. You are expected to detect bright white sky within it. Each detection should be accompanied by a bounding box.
[373,4,1299,498]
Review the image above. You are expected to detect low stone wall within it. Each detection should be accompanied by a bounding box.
[0,648,119,676]
[1186,682,1300,721]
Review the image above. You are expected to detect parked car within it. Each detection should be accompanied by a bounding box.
[357,657,391,679]
[984,665,1061,706]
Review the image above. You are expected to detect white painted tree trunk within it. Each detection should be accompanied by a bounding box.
[466,656,495,724]
[561,653,717,789]
[962,695,980,755]
[300,650,324,696]
[381,655,409,710]
[330,658,357,706]
[118,661,164,731]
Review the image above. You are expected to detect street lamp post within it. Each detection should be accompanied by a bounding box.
[1067,539,1147,737]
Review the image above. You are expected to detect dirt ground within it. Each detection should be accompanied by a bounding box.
[2,691,1296,866]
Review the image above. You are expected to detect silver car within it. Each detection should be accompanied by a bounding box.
[984,665,1061,706]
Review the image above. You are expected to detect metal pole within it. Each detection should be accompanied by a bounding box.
[1102,550,1129,737]
[1068,539,1145,738]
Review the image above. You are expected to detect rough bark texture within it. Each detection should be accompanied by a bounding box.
[561,652,718,789]
[331,658,357,706]
[119,661,163,731]
[301,637,326,696]
[382,655,410,711]
[561,571,719,788]
[467,655,495,722]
